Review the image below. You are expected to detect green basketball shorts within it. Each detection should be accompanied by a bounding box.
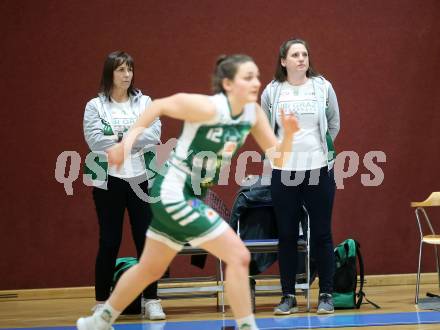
[147,165,228,251]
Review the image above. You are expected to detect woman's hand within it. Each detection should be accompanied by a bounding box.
[107,142,125,168]
[280,109,299,137]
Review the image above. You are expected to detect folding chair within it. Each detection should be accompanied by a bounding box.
[202,189,232,312]
[203,189,312,312]
[411,192,440,304]
[236,205,311,312]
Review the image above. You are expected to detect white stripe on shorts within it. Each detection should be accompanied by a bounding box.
[146,229,184,251]
[172,205,192,220]
[179,212,200,226]
[165,201,186,213]
[189,221,229,247]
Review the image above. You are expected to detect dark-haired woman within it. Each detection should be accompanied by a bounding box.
[77,54,299,330]
[83,51,165,320]
[261,39,340,315]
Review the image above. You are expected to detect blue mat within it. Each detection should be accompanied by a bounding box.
[3,311,440,330]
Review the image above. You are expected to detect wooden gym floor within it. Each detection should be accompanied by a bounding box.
[1,276,440,330]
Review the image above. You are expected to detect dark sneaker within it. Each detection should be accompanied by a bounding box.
[274,294,298,315]
[317,293,334,314]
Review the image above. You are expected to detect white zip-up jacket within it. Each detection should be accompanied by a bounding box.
[260,76,340,168]
[83,89,161,188]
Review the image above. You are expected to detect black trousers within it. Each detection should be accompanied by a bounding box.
[93,175,157,301]
[271,167,336,295]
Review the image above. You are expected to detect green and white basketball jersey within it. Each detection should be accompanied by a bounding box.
[169,93,256,190]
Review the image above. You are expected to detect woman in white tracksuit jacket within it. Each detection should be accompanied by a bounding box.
[260,38,340,315]
[83,51,165,320]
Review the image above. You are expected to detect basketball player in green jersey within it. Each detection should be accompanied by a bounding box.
[77,54,299,330]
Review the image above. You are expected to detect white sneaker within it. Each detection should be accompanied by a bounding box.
[142,299,166,320]
[77,312,113,330]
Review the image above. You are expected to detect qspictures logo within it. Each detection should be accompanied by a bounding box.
[54,139,386,203]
